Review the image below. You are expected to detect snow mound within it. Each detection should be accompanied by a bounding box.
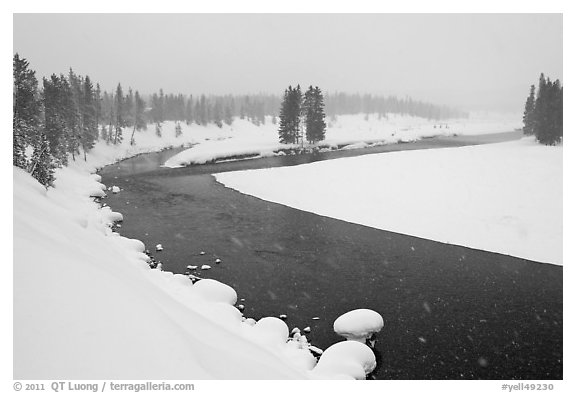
[333,309,384,342]
[192,279,238,305]
[100,206,123,223]
[251,317,290,347]
[312,340,377,380]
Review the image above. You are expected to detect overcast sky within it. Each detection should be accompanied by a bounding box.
[13,13,562,112]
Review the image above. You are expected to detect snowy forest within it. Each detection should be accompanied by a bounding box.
[13,53,467,187]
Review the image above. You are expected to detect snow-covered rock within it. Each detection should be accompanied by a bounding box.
[333,309,384,342]
[312,341,377,380]
[111,185,121,194]
[201,264,211,270]
[155,244,163,251]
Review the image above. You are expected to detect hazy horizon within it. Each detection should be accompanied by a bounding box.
[13,13,562,113]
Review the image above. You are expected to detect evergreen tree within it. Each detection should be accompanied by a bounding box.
[522,84,536,135]
[134,91,147,131]
[185,96,194,125]
[114,83,124,144]
[278,87,292,144]
[278,85,302,144]
[65,70,82,160]
[531,73,563,145]
[29,132,55,186]
[198,95,208,125]
[100,124,108,141]
[124,88,134,127]
[223,102,234,126]
[151,91,165,124]
[293,85,303,145]
[130,91,147,145]
[159,89,165,122]
[80,75,97,160]
[213,99,223,128]
[94,83,102,132]
[155,122,162,138]
[13,54,42,168]
[175,121,182,137]
[43,75,68,165]
[303,86,327,143]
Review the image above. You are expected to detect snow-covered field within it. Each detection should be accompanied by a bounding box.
[216,138,562,266]
[164,113,521,168]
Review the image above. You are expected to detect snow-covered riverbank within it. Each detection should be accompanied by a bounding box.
[163,113,520,168]
[216,138,562,265]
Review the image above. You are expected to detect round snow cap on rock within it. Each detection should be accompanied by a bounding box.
[333,309,383,342]
[313,340,377,379]
[192,278,237,305]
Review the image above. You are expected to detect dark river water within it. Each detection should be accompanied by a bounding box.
[99,132,562,380]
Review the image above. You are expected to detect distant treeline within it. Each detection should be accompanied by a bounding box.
[324,93,467,120]
[13,53,468,187]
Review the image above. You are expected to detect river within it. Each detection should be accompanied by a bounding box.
[99,131,562,379]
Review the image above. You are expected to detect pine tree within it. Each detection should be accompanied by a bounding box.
[155,122,162,138]
[522,85,536,136]
[198,95,208,125]
[175,121,182,137]
[185,96,194,125]
[114,83,124,144]
[293,85,303,145]
[65,70,82,160]
[531,73,563,145]
[278,87,292,144]
[522,85,536,135]
[278,85,304,144]
[13,122,27,169]
[80,75,97,160]
[13,54,42,168]
[213,99,223,128]
[130,91,147,145]
[223,102,234,126]
[100,124,108,141]
[304,86,327,143]
[29,132,55,186]
[94,83,102,134]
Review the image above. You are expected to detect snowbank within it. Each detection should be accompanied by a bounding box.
[164,113,521,168]
[216,138,562,265]
[13,166,319,379]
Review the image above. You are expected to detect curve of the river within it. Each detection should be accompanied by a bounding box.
[99,131,562,380]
